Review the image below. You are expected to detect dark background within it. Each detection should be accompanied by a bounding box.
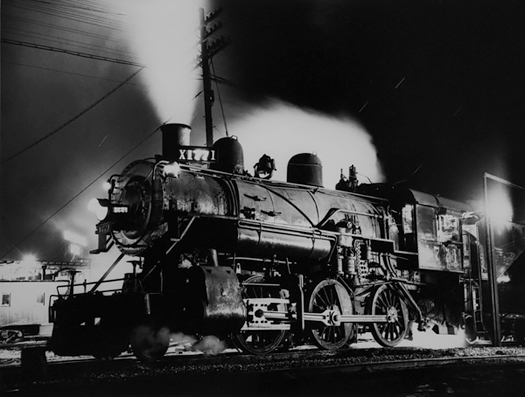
[221,0,525,196]
[2,0,525,261]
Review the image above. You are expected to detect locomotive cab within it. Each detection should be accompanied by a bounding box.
[357,183,480,334]
[357,184,472,272]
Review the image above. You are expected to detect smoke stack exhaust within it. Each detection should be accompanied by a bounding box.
[160,123,191,160]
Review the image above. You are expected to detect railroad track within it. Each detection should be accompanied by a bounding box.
[2,344,525,396]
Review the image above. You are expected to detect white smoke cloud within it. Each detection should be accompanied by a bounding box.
[124,0,206,124]
[171,332,227,355]
[228,100,384,189]
[191,335,227,355]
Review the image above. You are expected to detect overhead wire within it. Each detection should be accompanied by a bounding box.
[0,124,161,260]
[48,0,126,18]
[2,26,133,59]
[1,65,145,165]
[3,8,126,39]
[1,39,143,67]
[3,13,127,44]
[0,0,202,258]
[6,0,127,32]
[2,59,143,86]
[2,0,133,61]
[2,0,146,167]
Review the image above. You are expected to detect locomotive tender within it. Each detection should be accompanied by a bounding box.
[49,123,490,361]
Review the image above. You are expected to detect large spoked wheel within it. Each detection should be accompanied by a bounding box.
[232,275,286,354]
[368,284,409,347]
[307,279,354,350]
[130,323,170,363]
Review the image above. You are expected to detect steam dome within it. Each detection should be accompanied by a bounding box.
[287,153,323,187]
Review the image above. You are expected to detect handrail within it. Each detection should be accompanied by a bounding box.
[89,253,125,293]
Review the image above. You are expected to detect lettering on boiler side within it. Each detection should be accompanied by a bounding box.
[178,147,217,162]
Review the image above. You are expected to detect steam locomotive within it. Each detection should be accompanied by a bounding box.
[48,123,524,361]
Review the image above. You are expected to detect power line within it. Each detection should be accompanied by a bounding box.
[1,59,142,86]
[0,125,161,260]
[1,66,144,165]
[2,12,128,45]
[2,27,133,59]
[5,0,127,32]
[1,38,143,67]
[46,0,126,18]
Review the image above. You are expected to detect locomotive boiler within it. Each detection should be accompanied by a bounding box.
[49,123,495,361]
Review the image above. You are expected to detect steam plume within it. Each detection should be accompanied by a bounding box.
[227,100,384,189]
[124,0,206,124]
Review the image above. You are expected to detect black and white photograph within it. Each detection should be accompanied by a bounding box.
[2,0,525,395]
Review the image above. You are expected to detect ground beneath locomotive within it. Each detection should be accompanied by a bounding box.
[2,330,525,397]
[4,351,525,397]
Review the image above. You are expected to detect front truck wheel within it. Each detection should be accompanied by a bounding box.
[130,323,170,363]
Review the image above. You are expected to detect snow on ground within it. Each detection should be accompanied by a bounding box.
[0,325,470,368]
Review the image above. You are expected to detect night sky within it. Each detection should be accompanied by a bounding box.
[222,0,525,194]
[2,0,525,262]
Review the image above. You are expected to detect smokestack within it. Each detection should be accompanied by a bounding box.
[160,123,191,160]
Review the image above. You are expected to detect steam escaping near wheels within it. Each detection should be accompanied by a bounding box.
[191,335,228,356]
[170,333,228,356]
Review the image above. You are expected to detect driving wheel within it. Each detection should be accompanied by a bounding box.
[307,279,354,350]
[368,284,409,347]
[232,275,286,354]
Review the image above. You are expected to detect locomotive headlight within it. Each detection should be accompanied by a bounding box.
[88,198,109,221]
[163,162,181,177]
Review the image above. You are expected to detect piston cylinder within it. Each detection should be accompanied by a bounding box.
[186,266,246,335]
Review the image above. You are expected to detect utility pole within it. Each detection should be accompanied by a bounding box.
[199,8,229,147]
